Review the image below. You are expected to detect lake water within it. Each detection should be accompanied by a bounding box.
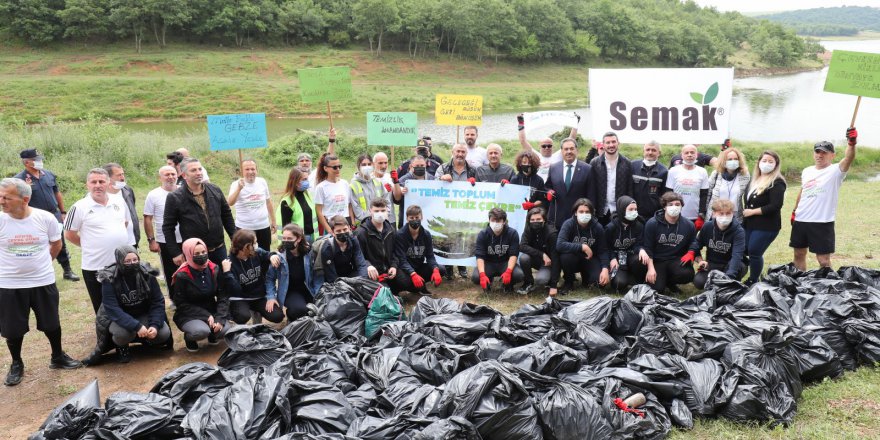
[119,39,880,146]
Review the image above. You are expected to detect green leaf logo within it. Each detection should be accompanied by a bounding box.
[690,92,703,105]
[690,82,720,105]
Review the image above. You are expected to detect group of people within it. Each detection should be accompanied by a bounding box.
[0,117,858,386]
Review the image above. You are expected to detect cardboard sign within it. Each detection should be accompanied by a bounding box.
[207,113,268,151]
[824,50,880,99]
[367,112,418,146]
[435,94,483,126]
[298,67,352,103]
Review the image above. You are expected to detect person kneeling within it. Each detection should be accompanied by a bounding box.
[691,199,747,289]
[472,208,524,293]
[355,197,402,292]
[311,215,370,292]
[172,238,231,352]
[265,224,316,322]
[556,199,610,294]
[222,229,285,325]
[606,196,648,292]
[643,193,697,294]
[518,207,560,296]
[395,205,445,295]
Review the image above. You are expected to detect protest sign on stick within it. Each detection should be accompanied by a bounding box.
[207,113,268,176]
[298,66,352,129]
[824,50,880,127]
[367,112,418,166]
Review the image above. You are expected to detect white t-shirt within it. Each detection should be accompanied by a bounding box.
[666,165,710,220]
[229,177,271,230]
[795,163,846,223]
[376,172,393,187]
[531,148,554,182]
[143,186,181,244]
[108,191,135,246]
[465,146,488,169]
[0,209,61,288]
[65,194,131,271]
[314,179,351,219]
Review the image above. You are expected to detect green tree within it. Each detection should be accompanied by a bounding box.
[278,0,327,45]
[109,0,150,52]
[351,0,401,56]
[58,0,109,41]
[0,0,65,44]
[143,0,193,47]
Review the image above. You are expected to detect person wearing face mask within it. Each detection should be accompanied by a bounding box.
[475,144,515,183]
[221,229,284,325]
[350,154,393,227]
[517,207,560,296]
[631,141,669,223]
[544,138,596,229]
[512,150,547,211]
[265,224,315,322]
[589,132,634,226]
[277,167,319,243]
[706,147,750,222]
[516,112,580,181]
[665,144,710,229]
[397,139,442,178]
[556,198,610,294]
[394,205,445,295]
[605,196,647,291]
[171,238,231,352]
[471,208,523,293]
[87,245,171,364]
[296,152,318,195]
[393,155,435,228]
[313,215,370,289]
[104,163,140,248]
[642,192,697,294]
[741,151,786,285]
[354,198,401,291]
[690,199,747,289]
[227,159,276,251]
[16,149,79,281]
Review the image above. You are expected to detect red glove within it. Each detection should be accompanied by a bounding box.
[377,273,388,282]
[500,179,509,187]
[468,177,476,187]
[517,114,525,131]
[522,200,536,211]
[410,272,424,289]
[501,268,513,285]
[791,211,795,225]
[694,217,704,231]
[384,183,392,192]
[721,138,731,150]
[680,250,695,266]
[431,268,442,287]
[479,272,490,290]
[390,170,399,184]
[846,127,857,145]
[546,190,555,202]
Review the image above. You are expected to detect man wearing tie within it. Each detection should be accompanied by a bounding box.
[544,138,595,229]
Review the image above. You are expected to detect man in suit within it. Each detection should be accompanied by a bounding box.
[589,131,633,226]
[545,138,595,229]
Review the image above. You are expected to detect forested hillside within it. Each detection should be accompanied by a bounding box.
[757,6,880,36]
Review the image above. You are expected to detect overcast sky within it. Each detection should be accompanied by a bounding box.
[692,0,879,13]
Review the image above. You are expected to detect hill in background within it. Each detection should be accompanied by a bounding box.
[757,6,880,36]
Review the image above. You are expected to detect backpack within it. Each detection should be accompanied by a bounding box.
[310,234,336,274]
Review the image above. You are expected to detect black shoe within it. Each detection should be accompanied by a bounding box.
[669,284,682,294]
[185,340,199,352]
[159,336,174,351]
[559,282,574,296]
[444,271,455,281]
[458,269,469,279]
[4,360,23,386]
[419,288,433,296]
[517,283,534,295]
[503,286,515,295]
[49,352,83,370]
[116,345,131,364]
[62,269,80,281]
[206,333,219,346]
[81,350,104,367]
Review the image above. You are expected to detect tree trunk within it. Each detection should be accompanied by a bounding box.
[377,30,383,57]
[153,20,161,46]
[161,23,167,47]
[368,36,374,54]
[450,35,457,58]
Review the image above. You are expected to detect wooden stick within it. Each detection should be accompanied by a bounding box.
[391,145,396,168]
[850,96,862,128]
[456,125,460,143]
[238,149,244,177]
[327,101,334,129]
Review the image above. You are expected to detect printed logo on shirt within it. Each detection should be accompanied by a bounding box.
[6,234,41,256]
[574,237,596,246]
[488,244,510,256]
[614,237,638,249]
[238,265,262,285]
[119,288,148,307]
[658,233,685,246]
[708,238,732,254]
[406,245,425,259]
[801,178,826,199]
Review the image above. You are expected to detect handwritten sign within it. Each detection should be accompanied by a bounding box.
[435,94,483,126]
[367,112,418,146]
[297,67,352,103]
[523,111,579,135]
[207,113,268,151]
[824,50,880,99]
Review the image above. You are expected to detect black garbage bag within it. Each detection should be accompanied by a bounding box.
[410,297,462,323]
[346,414,435,439]
[628,353,733,417]
[396,340,481,386]
[357,346,404,392]
[436,360,544,439]
[805,324,857,370]
[733,283,792,315]
[473,337,514,361]
[718,365,797,426]
[262,433,358,440]
[292,343,358,393]
[789,329,843,382]
[217,325,293,371]
[498,339,584,376]
[413,416,482,440]
[838,266,880,288]
[723,326,802,400]
[510,298,579,317]
[558,297,644,337]
[628,319,704,361]
[763,263,805,294]
[842,318,880,366]
[669,399,693,429]
[623,284,679,309]
[789,292,857,329]
[346,384,378,418]
[422,308,502,345]
[287,379,357,435]
[560,366,682,402]
[376,376,442,417]
[683,314,745,360]
[280,314,337,350]
[150,362,231,412]
[497,313,556,345]
[96,392,183,439]
[315,277,379,337]
[702,272,749,307]
[550,320,623,367]
[30,380,105,440]
[599,377,672,440]
[516,368,613,440]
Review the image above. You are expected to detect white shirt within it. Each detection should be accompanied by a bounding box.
[666,165,710,220]
[710,175,743,218]
[605,156,618,215]
[531,148,554,182]
[143,186,181,243]
[549,150,563,166]
[229,177,271,230]
[107,191,135,246]
[376,172,393,187]
[0,209,61,288]
[314,179,351,219]
[65,194,131,271]
[465,146,488,169]
[307,169,318,197]
[795,163,846,223]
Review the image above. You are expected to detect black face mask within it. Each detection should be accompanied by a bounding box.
[413,166,426,177]
[520,165,532,175]
[417,149,429,159]
[281,241,297,251]
[192,254,209,266]
[122,263,139,274]
[408,220,421,230]
[335,232,349,242]
[529,222,544,231]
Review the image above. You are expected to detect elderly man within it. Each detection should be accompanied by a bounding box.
[517,113,580,181]
[104,163,140,248]
[227,159,276,250]
[64,168,131,313]
[544,138,595,229]
[665,144,710,227]
[476,144,515,183]
[1,178,82,386]
[436,143,477,280]
[144,165,182,293]
[631,140,669,223]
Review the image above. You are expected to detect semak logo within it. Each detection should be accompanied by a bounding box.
[609,82,723,132]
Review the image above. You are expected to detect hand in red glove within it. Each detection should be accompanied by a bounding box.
[390,170,399,184]
[680,250,695,266]
[522,199,536,211]
[377,273,388,283]
[479,272,490,290]
[517,113,525,131]
[846,127,857,145]
[546,190,555,202]
[384,183,392,192]
[501,268,513,285]
[468,177,476,187]
[431,268,442,287]
[500,179,509,187]
[410,272,425,289]
[721,138,731,150]
[694,217,704,231]
[791,211,796,225]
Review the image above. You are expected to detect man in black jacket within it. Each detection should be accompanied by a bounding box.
[355,197,400,291]
[517,207,560,296]
[472,208,523,294]
[590,132,633,226]
[394,205,445,294]
[544,138,595,229]
[631,141,669,223]
[164,158,236,266]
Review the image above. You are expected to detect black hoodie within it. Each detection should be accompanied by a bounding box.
[643,209,696,262]
[604,196,644,262]
[556,216,610,268]
[689,218,746,277]
[355,219,398,274]
[474,224,520,264]
[395,224,439,274]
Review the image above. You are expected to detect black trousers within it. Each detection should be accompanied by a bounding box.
[158,241,180,294]
[470,261,524,289]
[208,245,228,266]
[254,227,272,252]
[650,259,695,293]
[81,269,102,313]
[560,253,602,285]
[518,253,560,287]
[230,299,285,324]
[610,254,648,292]
[396,264,446,294]
[693,262,747,290]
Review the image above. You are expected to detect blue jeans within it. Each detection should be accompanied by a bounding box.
[745,228,779,282]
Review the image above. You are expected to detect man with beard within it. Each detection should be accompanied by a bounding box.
[463,126,488,169]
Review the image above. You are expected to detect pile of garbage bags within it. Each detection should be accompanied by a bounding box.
[31,267,880,439]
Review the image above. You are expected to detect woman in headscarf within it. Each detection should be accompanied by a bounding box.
[171,237,230,352]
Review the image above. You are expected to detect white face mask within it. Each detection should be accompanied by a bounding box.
[725,160,739,171]
[577,213,592,224]
[642,159,656,167]
[489,221,504,233]
[624,210,639,221]
[666,205,682,217]
[759,162,775,174]
[715,215,733,227]
[372,211,388,223]
[112,181,126,190]
[683,159,696,166]
[360,166,373,178]
[32,160,44,170]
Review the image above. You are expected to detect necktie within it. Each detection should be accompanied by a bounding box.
[564,164,573,190]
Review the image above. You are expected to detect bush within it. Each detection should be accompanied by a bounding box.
[328,31,351,48]
[262,131,381,167]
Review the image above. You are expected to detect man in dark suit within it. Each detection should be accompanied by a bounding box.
[544,138,595,229]
[589,131,633,226]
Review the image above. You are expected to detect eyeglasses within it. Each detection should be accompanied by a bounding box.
[540,144,553,149]
[326,165,343,170]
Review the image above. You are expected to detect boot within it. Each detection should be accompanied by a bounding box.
[61,263,80,281]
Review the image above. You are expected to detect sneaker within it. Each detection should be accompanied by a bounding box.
[419,288,434,296]
[206,333,219,346]
[458,268,469,279]
[185,340,199,352]
[4,360,23,386]
[159,336,174,351]
[62,269,80,281]
[517,283,535,295]
[49,352,82,370]
[116,345,131,364]
[503,286,515,295]
[558,282,574,296]
[80,350,104,367]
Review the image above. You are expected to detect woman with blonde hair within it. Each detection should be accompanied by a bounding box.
[706,147,750,221]
[741,150,787,284]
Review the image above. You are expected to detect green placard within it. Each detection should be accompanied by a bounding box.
[824,50,880,99]
[367,112,418,146]
[297,67,352,103]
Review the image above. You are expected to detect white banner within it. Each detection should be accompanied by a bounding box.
[589,68,734,144]
[524,111,579,136]
[404,180,530,267]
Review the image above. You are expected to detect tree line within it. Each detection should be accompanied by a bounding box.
[757,6,880,37]
[0,0,819,66]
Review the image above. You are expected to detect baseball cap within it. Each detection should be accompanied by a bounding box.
[416,139,429,148]
[813,141,834,153]
[19,148,43,160]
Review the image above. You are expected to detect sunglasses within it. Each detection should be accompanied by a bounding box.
[326,165,343,170]
[540,144,553,149]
